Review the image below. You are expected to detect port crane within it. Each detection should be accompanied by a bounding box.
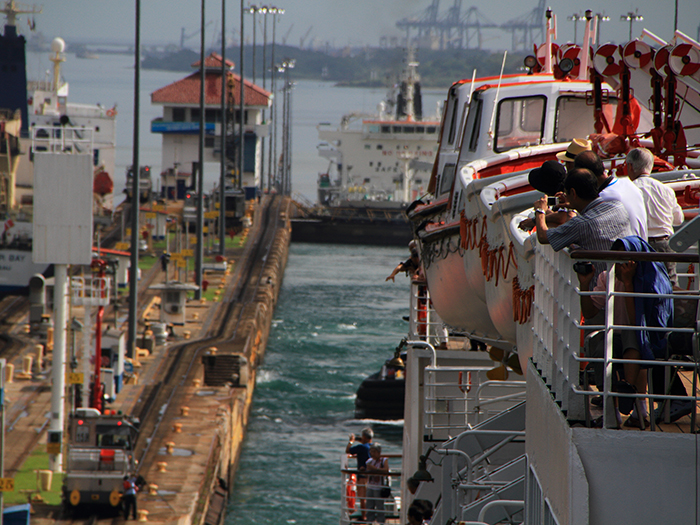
[180,22,213,50]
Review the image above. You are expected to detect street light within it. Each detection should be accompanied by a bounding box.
[277,59,295,195]
[567,13,583,45]
[268,7,283,193]
[259,5,269,193]
[248,5,259,85]
[620,10,643,41]
[219,0,227,254]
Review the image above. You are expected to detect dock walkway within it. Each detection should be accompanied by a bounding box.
[2,195,292,524]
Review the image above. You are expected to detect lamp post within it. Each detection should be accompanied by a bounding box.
[620,11,643,41]
[238,0,245,190]
[259,5,268,194]
[219,0,227,254]
[128,0,141,358]
[248,5,258,85]
[268,7,283,193]
[278,59,294,195]
[194,0,206,300]
[567,13,582,45]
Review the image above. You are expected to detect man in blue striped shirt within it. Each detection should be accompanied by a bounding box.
[534,168,632,276]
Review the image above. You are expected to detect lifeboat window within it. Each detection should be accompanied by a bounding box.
[495,96,546,153]
[441,87,460,146]
[438,163,456,196]
[427,126,437,133]
[554,95,617,143]
[460,94,483,155]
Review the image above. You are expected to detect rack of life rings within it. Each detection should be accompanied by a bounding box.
[340,453,403,525]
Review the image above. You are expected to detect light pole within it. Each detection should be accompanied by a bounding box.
[620,11,643,41]
[268,7,283,193]
[259,5,268,194]
[128,0,141,358]
[567,13,583,45]
[238,0,245,190]
[248,5,258,85]
[278,59,294,195]
[194,0,206,300]
[219,0,227,254]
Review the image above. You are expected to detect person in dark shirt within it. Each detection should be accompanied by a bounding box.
[346,427,373,520]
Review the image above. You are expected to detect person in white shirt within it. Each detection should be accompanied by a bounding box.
[626,147,684,285]
[574,150,648,240]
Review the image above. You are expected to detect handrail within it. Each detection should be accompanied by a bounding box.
[569,249,699,263]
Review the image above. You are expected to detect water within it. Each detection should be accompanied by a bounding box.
[226,243,410,525]
[21,50,432,523]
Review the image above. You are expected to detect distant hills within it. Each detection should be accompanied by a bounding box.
[142,45,527,89]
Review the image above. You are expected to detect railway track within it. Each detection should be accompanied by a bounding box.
[131,195,284,476]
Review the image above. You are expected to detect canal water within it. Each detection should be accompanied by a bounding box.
[225,242,411,524]
[24,48,439,524]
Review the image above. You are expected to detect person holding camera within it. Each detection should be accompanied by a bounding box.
[534,168,632,283]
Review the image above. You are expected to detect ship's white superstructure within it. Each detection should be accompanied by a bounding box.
[347,11,700,525]
[318,51,440,207]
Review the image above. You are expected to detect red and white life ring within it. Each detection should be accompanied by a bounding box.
[669,43,700,77]
[593,44,622,77]
[559,44,582,77]
[653,45,673,77]
[536,43,560,68]
[622,40,653,70]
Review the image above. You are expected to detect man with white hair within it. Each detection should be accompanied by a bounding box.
[626,147,684,285]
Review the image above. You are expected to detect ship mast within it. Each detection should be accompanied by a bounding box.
[1,1,42,31]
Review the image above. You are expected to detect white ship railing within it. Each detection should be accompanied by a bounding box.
[71,276,111,306]
[423,365,525,440]
[339,453,402,525]
[409,280,450,346]
[31,125,94,156]
[533,243,700,430]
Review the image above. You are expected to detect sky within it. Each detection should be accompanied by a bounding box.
[16,0,700,52]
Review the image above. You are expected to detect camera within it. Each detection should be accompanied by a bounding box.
[547,196,557,207]
[573,261,594,275]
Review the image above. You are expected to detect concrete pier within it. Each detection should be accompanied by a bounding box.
[1,196,292,524]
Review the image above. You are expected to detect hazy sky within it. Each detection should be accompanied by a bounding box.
[15,0,700,51]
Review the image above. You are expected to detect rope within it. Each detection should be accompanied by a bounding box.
[512,276,535,324]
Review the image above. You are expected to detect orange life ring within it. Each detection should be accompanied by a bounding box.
[346,473,356,511]
[106,108,117,117]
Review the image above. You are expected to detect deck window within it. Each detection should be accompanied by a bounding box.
[392,125,402,133]
[381,125,391,133]
[404,126,415,133]
[495,96,546,152]
[554,95,617,143]
[461,93,482,154]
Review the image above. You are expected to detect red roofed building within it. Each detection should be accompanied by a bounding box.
[151,53,271,197]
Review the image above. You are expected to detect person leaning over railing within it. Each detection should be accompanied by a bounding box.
[534,168,632,283]
[576,236,673,428]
